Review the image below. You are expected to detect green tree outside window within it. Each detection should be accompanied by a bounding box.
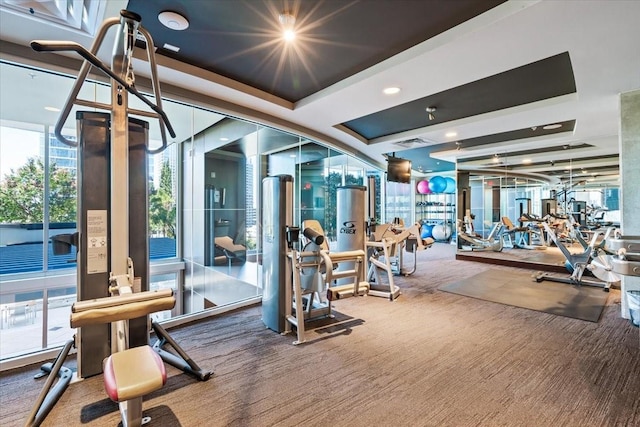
[149,160,176,238]
[0,157,76,223]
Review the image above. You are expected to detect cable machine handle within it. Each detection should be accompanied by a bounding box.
[30,10,176,152]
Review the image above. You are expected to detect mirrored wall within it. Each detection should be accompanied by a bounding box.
[456,168,620,270]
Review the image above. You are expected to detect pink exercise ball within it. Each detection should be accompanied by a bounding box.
[417,180,431,194]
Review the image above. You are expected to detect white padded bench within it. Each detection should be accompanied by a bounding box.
[70,289,176,426]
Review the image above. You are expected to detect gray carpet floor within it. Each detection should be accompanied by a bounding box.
[1,244,639,427]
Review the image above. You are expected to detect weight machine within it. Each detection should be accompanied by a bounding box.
[501,216,547,250]
[457,212,504,252]
[284,222,369,345]
[262,178,370,343]
[26,10,210,427]
[366,222,433,300]
[606,234,640,325]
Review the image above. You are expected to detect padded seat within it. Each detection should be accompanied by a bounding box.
[103,345,166,402]
[501,216,528,233]
[214,236,246,265]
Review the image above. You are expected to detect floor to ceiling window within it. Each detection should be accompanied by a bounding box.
[0,62,184,360]
[0,60,384,364]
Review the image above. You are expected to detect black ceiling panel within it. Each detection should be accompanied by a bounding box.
[459,143,592,163]
[343,52,576,140]
[452,120,576,150]
[126,0,505,102]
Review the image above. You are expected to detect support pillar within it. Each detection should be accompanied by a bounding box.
[619,89,640,319]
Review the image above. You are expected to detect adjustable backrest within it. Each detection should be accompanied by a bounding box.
[501,217,515,230]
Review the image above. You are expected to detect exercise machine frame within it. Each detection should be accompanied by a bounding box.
[534,223,618,291]
[26,9,209,427]
[366,222,433,300]
[284,222,369,344]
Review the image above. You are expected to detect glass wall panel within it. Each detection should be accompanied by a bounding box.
[368,171,383,225]
[1,59,385,363]
[1,124,46,273]
[0,291,42,358]
[298,143,329,233]
[385,181,412,226]
[47,127,78,271]
[45,286,76,350]
[323,149,344,245]
[182,112,266,315]
[150,273,178,322]
[148,142,178,260]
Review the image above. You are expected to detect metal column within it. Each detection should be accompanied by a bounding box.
[261,175,293,333]
[336,185,367,283]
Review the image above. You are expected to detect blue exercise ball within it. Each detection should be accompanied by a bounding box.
[421,224,434,239]
[428,176,447,194]
[444,177,456,194]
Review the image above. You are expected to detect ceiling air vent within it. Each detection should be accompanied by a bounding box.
[1,0,106,35]
[393,138,431,149]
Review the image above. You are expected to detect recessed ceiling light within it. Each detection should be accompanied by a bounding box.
[383,87,401,95]
[445,131,457,138]
[279,13,296,41]
[220,137,229,142]
[522,158,532,164]
[158,11,189,31]
[283,29,296,41]
[45,106,60,112]
[543,123,562,130]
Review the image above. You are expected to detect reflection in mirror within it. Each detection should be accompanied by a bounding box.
[456,167,620,273]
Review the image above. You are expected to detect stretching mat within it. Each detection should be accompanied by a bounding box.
[439,269,609,322]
